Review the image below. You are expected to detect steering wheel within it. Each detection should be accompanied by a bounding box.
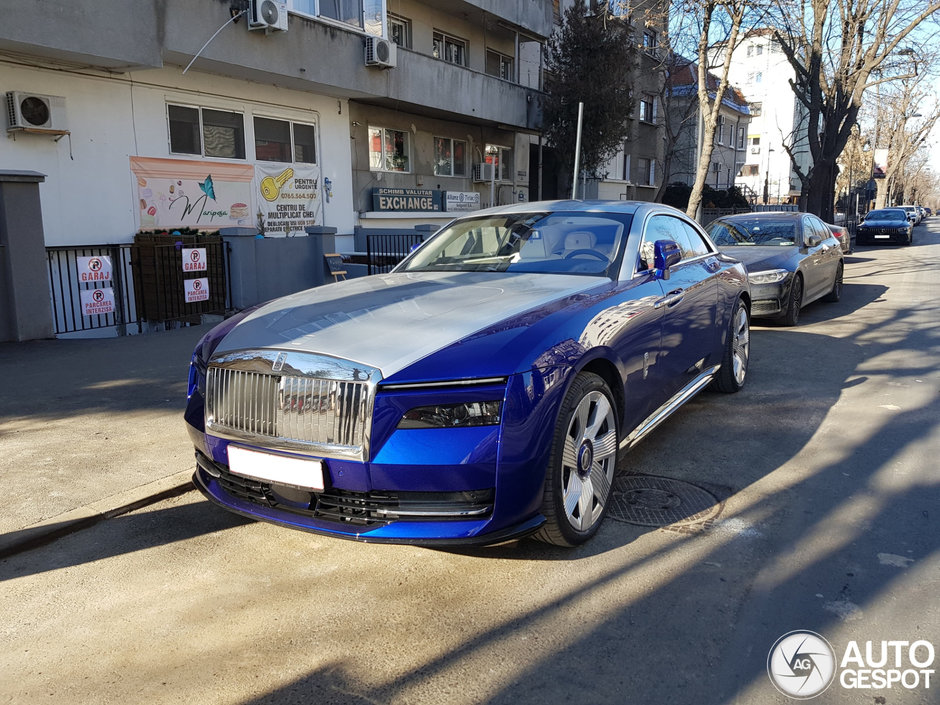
[564,249,607,261]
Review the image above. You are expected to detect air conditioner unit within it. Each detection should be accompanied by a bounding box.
[248,0,288,32]
[750,146,761,154]
[5,92,68,132]
[365,37,397,68]
[472,163,496,182]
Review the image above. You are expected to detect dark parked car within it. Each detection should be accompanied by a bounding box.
[856,208,913,246]
[827,223,851,254]
[706,211,843,326]
[185,201,751,547]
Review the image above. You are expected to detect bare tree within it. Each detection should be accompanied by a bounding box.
[669,0,756,219]
[771,0,940,221]
[870,77,940,208]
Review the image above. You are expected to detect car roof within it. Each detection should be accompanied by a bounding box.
[714,211,807,222]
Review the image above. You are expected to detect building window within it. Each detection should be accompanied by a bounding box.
[388,13,411,48]
[740,164,759,177]
[254,117,317,164]
[289,0,382,34]
[168,105,245,159]
[643,31,658,55]
[716,115,725,143]
[737,126,746,149]
[434,137,467,177]
[433,31,468,66]
[608,0,630,16]
[485,144,513,181]
[746,45,753,57]
[756,44,763,56]
[369,126,410,172]
[486,50,515,81]
[639,97,655,123]
[755,72,763,83]
[637,157,655,186]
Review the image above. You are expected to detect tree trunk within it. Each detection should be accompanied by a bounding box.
[804,158,837,222]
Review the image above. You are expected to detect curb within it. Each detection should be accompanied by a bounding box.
[0,472,196,560]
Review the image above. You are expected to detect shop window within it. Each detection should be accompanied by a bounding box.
[486,50,514,81]
[369,126,410,172]
[254,117,317,164]
[433,31,468,66]
[168,104,245,159]
[434,137,467,177]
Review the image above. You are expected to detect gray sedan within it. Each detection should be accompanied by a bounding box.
[706,212,844,326]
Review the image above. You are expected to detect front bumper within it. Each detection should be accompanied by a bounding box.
[186,370,563,545]
[858,228,909,244]
[748,279,790,318]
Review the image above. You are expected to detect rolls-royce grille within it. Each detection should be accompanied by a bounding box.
[206,366,369,451]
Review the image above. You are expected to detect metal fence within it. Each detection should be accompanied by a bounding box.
[46,240,230,336]
[366,233,425,275]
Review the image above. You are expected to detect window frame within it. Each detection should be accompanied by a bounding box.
[167,103,246,160]
[433,30,468,66]
[388,12,412,48]
[486,49,515,81]
[639,96,655,124]
[484,144,514,182]
[433,136,468,177]
[368,125,411,173]
[637,157,655,186]
[253,116,318,165]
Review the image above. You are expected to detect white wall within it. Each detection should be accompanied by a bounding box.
[1,61,355,246]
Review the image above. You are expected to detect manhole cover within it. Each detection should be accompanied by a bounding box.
[608,475,721,528]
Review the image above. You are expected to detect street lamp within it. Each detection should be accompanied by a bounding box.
[762,146,774,205]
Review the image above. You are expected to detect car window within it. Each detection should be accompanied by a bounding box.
[639,215,693,269]
[706,217,797,245]
[674,218,712,257]
[806,216,830,243]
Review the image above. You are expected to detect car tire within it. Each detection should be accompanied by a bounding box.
[534,372,619,547]
[823,262,843,303]
[713,297,750,394]
[782,274,803,326]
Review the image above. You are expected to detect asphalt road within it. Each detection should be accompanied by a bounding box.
[2,219,938,705]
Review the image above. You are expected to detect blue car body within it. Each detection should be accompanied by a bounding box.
[185,201,750,545]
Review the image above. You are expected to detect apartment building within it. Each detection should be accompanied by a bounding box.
[715,29,810,204]
[663,57,750,192]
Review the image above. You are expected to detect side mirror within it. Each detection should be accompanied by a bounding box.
[653,240,682,280]
[805,233,822,248]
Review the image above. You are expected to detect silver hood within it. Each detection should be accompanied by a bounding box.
[213,271,600,378]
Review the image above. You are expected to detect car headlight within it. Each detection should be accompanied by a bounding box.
[398,401,503,429]
[748,269,789,285]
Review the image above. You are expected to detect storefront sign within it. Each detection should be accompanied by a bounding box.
[77,256,113,283]
[257,165,321,236]
[130,157,255,230]
[182,248,207,272]
[372,188,443,212]
[80,288,115,316]
[445,191,481,212]
[185,278,210,303]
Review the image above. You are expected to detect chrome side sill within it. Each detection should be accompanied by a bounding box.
[620,365,720,451]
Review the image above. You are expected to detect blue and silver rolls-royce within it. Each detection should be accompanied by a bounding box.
[185,201,751,546]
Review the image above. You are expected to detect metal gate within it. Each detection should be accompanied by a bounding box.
[46,240,230,336]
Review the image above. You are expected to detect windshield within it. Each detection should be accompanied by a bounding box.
[396,211,632,276]
[866,209,906,221]
[707,218,797,246]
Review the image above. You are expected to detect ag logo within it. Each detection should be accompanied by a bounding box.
[768,630,836,699]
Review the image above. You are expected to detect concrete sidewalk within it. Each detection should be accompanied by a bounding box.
[0,323,213,558]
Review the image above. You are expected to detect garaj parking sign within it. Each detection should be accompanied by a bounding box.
[182,248,207,272]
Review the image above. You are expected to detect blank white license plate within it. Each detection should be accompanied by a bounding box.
[874,235,890,239]
[227,446,324,490]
